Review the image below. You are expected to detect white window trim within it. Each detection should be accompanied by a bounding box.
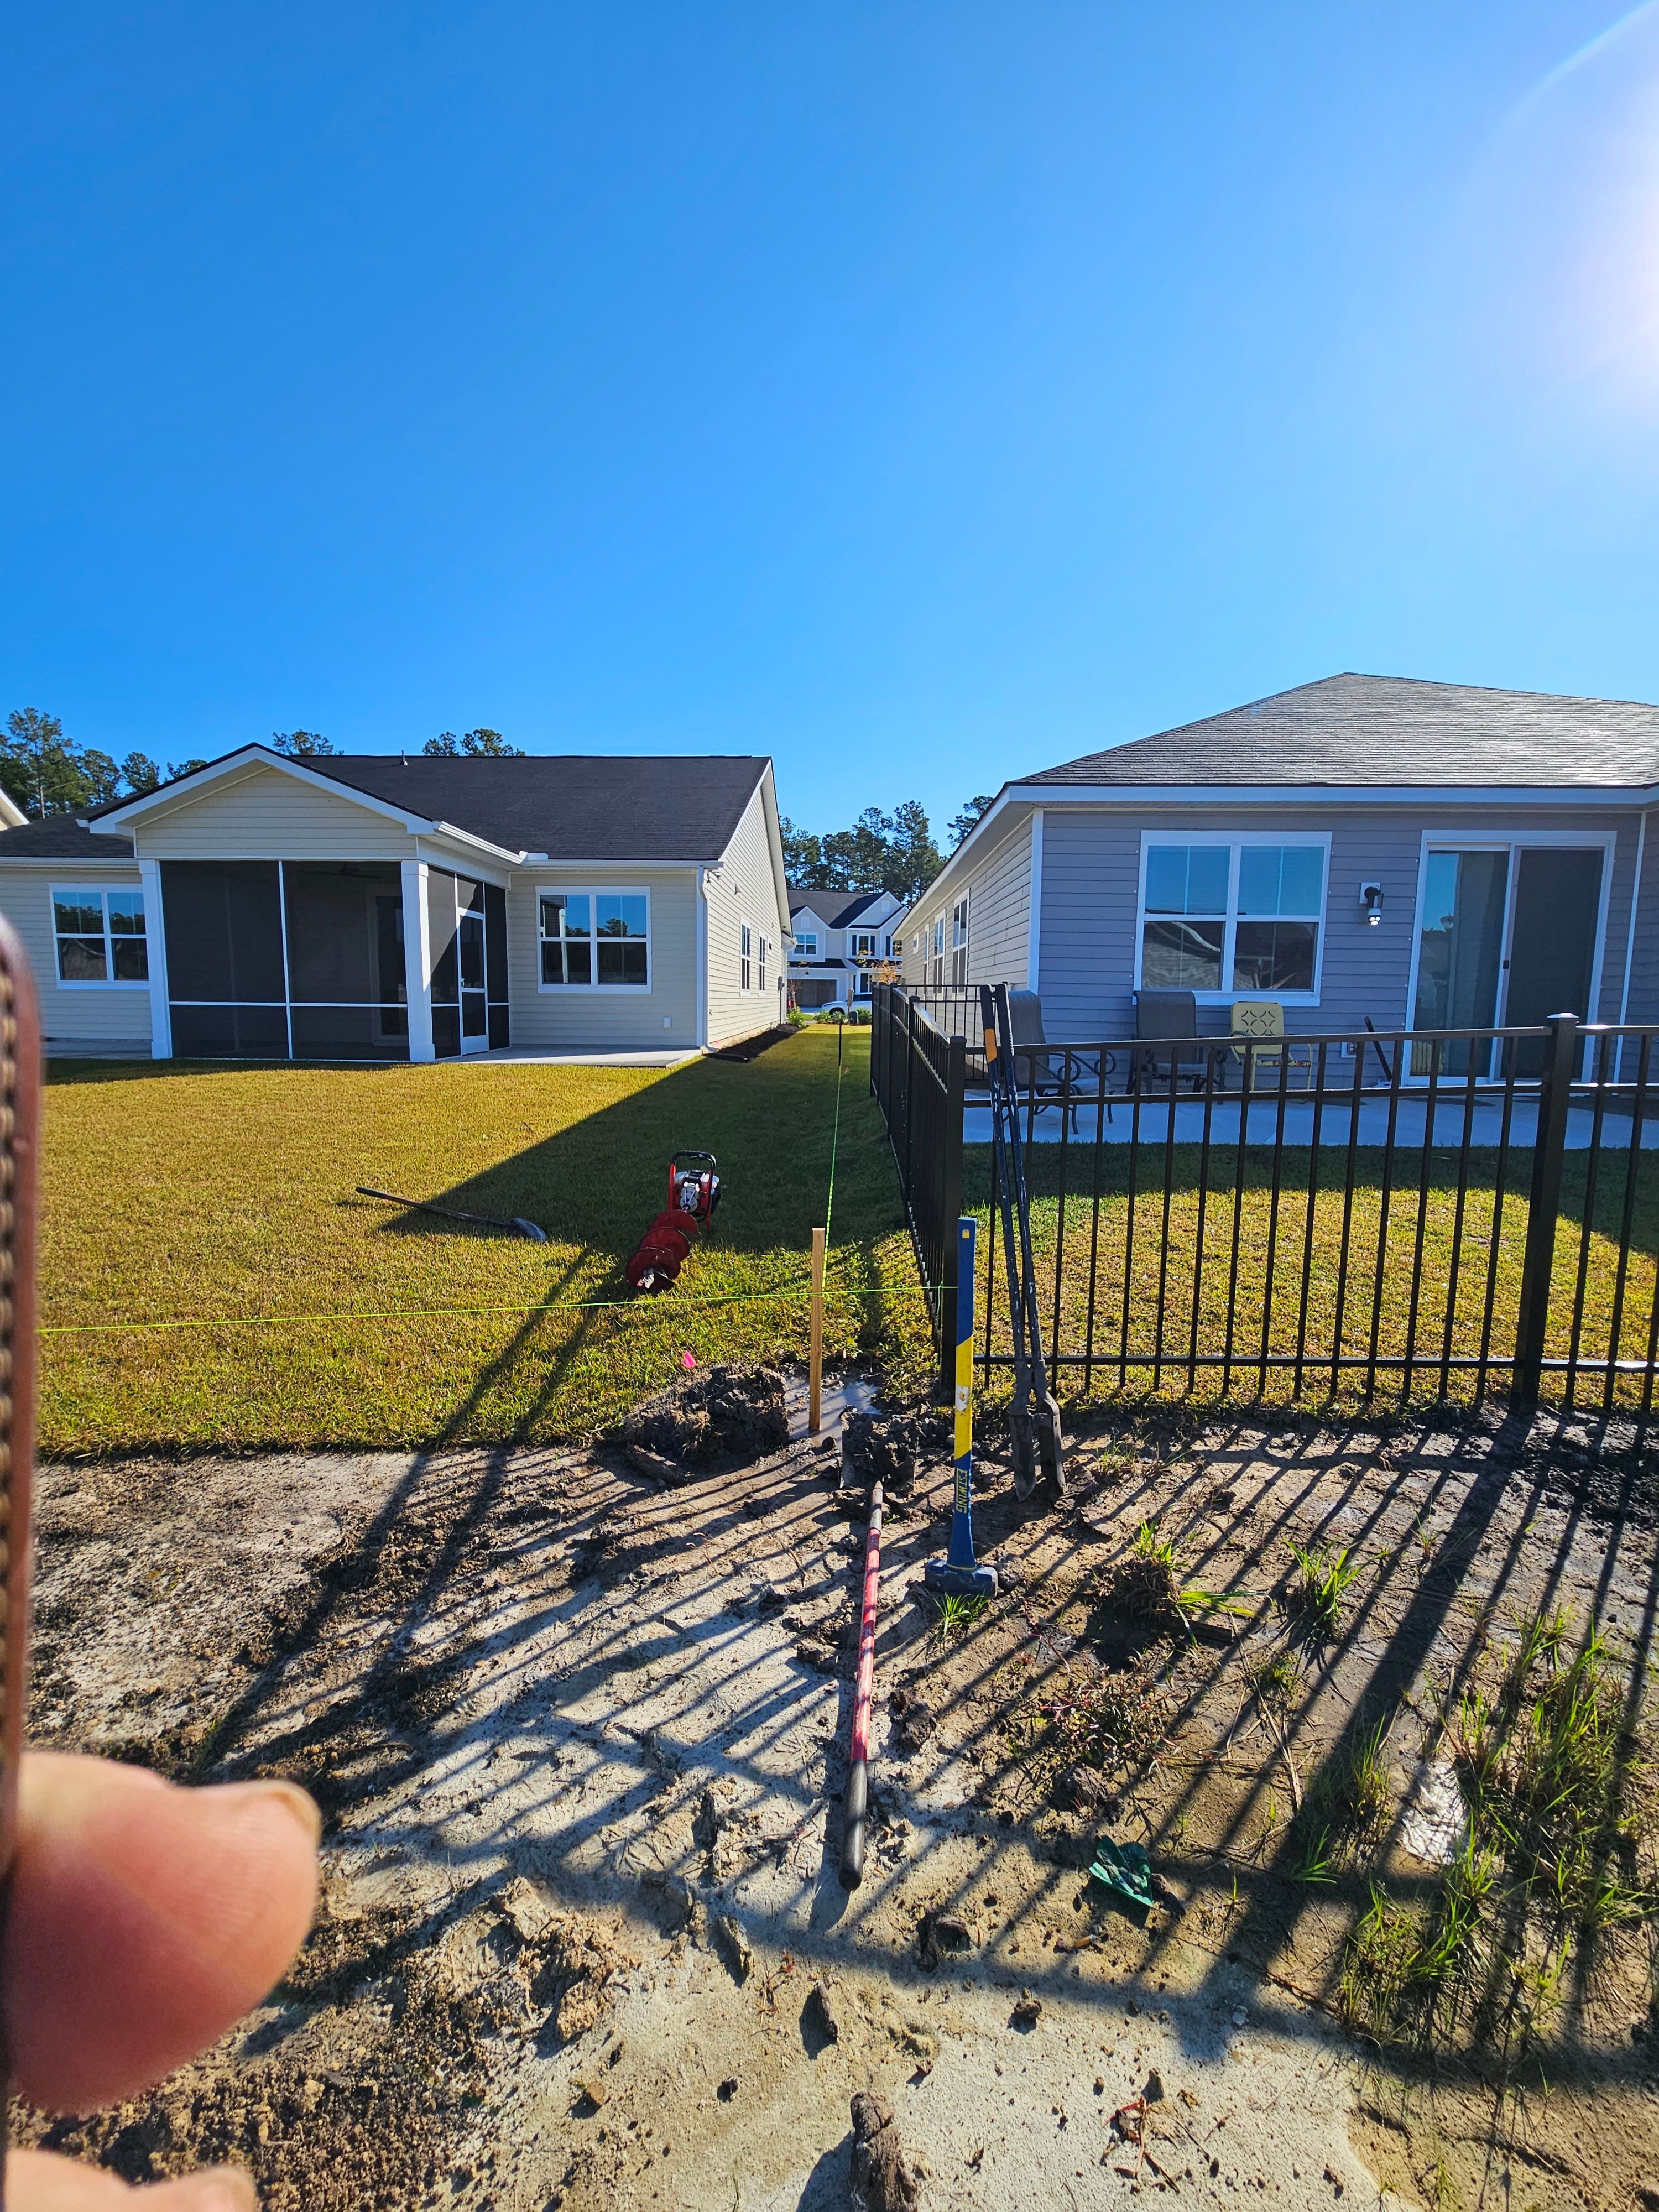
[1133,830,1332,1005]
[951,893,969,987]
[1401,827,1617,1053]
[793,931,818,957]
[536,885,653,994]
[50,882,151,990]
[739,917,753,993]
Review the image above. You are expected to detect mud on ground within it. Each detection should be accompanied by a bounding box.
[18,1391,1659,2210]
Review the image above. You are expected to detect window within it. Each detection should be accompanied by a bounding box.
[538,890,650,989]
[1138,839,1327,999]
[758,935,769,994]
[53,886,148,985]
[850,930,877,958]
[930,917,945,988]
[794,931,818,957]
[853,967,872,999]
[951,896,968,987]
[740,920,753,991]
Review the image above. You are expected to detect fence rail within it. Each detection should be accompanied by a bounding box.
[870,983,1659,1413]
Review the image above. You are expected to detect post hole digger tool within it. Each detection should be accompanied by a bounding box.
[355,1186,548,1242]
[626,1149,722,1294]
[980,981,1067,1505]
[925,1216,997,1599]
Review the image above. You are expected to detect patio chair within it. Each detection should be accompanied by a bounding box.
[1131,989,1208,1092]
[1008,988,1115,1129]
[967,989,1114,1129]
[1227,999,1313,1091]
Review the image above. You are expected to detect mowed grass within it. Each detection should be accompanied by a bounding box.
[964,1140,1659,1410]
[39,1029,932,1456]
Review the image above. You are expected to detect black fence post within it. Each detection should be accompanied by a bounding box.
[902,994,919,1205]
[1513,1011,1578,1407]
[936,1031,966,1401]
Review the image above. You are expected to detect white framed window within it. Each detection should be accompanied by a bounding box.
[850,930,878,958]
[52,885,149,987]
[758,934,769,994]
[883,932,897,957]
[538,889,650,990]
[951,895,968,986]
[794,931,818,957]
[1134,834,1329,1002]
[930,916,945,988]
[740,920,753,991]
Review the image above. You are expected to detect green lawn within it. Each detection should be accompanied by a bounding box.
[39,1029,932,1456]
[964,1138,1659,1411]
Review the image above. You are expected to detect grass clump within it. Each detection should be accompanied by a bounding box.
[1285,1537,1360,1641]
[1338,1605,1658,2058]
[931,1592,989,1641]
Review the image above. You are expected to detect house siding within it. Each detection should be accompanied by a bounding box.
[504,868,700,1050]
[0,859,152,1051]
[902,817,1034,992]
[125,764,419,861]
[705,784,787,1044]
[1034,802,1642,1040]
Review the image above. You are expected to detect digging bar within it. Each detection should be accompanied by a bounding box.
[838,1477,886,1888]
[354,1185,549,1243]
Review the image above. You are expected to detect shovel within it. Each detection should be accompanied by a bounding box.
[354,1185,549,1243]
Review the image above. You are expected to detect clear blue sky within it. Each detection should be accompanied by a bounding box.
[6,3,1659,839]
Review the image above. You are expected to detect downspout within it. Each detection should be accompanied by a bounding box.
[1617,807,1650,1080]
[696,867,709,1050]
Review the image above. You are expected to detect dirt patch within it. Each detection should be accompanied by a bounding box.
[620,1361,789,1480]
[20,1393,1659,2208]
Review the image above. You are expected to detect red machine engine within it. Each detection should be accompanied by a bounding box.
[625,1151,722,1294]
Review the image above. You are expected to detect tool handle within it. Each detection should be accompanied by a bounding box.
[839,1480,884,1888]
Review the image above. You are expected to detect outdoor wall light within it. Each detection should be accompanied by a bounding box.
[1360,881,1384,926]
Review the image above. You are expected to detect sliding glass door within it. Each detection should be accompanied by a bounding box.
[1410,842,1604,1076]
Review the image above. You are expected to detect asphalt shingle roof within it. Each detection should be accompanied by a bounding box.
[0,819,134,859]
[787,886,889,927]
[301,753,769,860]
[1022,675,1659,790]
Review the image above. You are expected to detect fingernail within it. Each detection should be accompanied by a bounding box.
[153,2166,259,2210]
[212,1779,323,1847]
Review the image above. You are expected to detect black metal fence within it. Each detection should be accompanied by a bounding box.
[870,983,1659,1414]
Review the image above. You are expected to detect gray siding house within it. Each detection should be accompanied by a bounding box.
[900,674,1659,1045]
[0,746,789,1060]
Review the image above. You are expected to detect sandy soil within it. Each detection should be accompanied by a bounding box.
[18,1382,1659,2211]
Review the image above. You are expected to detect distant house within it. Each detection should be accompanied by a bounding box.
[787,885,905,1010]
[899,674,1659,1048]
[0,745,789,1060]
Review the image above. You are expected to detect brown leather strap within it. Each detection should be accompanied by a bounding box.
[0,915,41,2206]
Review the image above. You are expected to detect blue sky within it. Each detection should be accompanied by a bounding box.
[6,4,1659,839]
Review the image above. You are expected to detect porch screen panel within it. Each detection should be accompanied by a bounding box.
[283,862,409,1060]
[484,885,510,1049]
[163,862,287,1058]
[427,868,462,1058]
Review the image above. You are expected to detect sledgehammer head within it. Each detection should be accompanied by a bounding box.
[512,1218,549,1243]
[924,1558,999,1599]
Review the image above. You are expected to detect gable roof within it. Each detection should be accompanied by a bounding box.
[787,885,891,928]
[1023,674,1659,790]
[91,749,773,863]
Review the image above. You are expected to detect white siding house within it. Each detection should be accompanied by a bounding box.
[0,747,789,1061]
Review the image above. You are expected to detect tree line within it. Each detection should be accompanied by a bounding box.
[780,793,995,902]
[0,711,523,819]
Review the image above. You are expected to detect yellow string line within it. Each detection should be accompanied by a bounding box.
[40,1265,946,1336]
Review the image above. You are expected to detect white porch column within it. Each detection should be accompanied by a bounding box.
[402,860,435,1063]
[139,858,171,1060]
